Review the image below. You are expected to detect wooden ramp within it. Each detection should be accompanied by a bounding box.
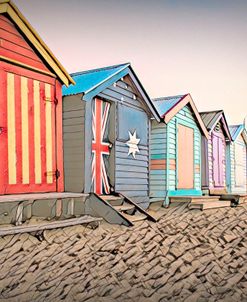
[170,196,232,210]
[0,216,102,236]
[85,193,156,227]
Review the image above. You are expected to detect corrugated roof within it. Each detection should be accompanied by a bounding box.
[152,94,188,117]
[199,110,223,130]
[62,63,130,96]
[229,124,244,141]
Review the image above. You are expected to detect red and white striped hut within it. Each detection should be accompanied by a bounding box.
[0,0,74,195]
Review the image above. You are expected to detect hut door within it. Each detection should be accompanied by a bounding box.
[235,143,245,186]
[177,124,194,189]
[0,70,57,194]
[212,133,224,187]
[92,98,112,195]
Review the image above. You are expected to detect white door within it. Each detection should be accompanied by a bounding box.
[235,143,245,186]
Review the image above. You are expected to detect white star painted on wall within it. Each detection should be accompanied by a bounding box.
[125,131,140,159]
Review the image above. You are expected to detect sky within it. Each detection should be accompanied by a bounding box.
[14,0,247,125]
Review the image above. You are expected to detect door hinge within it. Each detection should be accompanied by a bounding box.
[44,96,58,105]
[45,170,60,179]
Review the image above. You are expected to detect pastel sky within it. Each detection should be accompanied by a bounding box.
[15,0,247,124]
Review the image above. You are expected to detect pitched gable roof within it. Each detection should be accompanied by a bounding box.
[152,93,209,138]
[199,110,232,141]
[63,63,160,121]
[152,94,187,117]
[229,124,247,143]
[0,0,74,86]
[63,63,129,97]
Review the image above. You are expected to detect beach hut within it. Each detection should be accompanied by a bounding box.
[62,63,159,210]
[227,124,247,194]
[200,110,232,195]
[150,94,209,204]
[0,0,74,195]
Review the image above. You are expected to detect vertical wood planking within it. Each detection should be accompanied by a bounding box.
[7,72,17,184]
[55,80,64,192]
[45,83,53,184]
[0,69,8,193]
[39,82,46,185]
[21,76,29,184]
[33,80,41,184]
[28,78,35,185]
[14,75,22,184]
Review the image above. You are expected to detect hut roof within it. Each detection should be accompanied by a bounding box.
[63,63,160,121]
[229,124,247,143]
[63,63,129,97]
[0,0,74,86]
[152,93,209,138]
[199,110,232,141]
[152,94,187,117]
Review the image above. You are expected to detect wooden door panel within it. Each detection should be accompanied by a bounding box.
[177,124,194,189]
[92,98,112,195]
[0,69,57,194]
[235,143,245,186]
[212,132,225,187]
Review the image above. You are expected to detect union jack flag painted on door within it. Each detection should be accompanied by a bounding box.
[92,98,111,195]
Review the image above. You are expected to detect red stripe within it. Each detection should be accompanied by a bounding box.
[14,74,22,184]
[39,81,47,185]
[55,80,64,192]
[28,78,35,185]
[0,70,8,194]
[51,85,56,186]
[95,99,102,194]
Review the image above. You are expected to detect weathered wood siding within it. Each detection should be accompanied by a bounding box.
[63,94,85,192]
[227,134,247,193]
[150,105,202,200]
[98,77,150,204]
[0,15,50,73]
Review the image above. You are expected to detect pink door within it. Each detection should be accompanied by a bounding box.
[177,124,194,189]
[212,132,225,187]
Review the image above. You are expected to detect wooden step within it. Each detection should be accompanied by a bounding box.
[220,194,247,204]
[170,196,221,203]
[99,195,123,206]
[189,200,231,210]
[113,203,135,212]
[209,188,227,195]
[0,215,102,236]
[121,212,147,222]
[239,196,247,204]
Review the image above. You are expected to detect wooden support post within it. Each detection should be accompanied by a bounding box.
[67,198,74,216]
[56,198,62,218]
[23,199,34,220]
[15,202,23,226]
